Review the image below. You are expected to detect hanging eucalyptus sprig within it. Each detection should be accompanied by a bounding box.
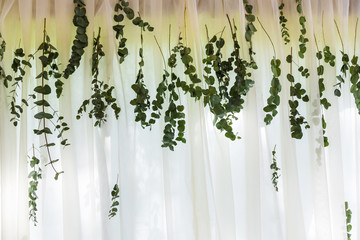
[6,48,35,126]
[0,33,8,86]
[345,201,352,240]
[242,0,257,68]
[278,1,290,45]
[258,17,282,125]
[202,26,239,140]
[130,24,153,128]
[76,28,121,127]
[152,29,187,150]
[202,25,231,128]
[108,176,120,219]
[28,145,42,226]
[62,0,89,82]
[321,14,336,68]
[295,0,308,58]
[113,0,154,64]
[287,49,310,139]
[270,145,280,192]
[349,19,360,114]
[314,35,331,147]
[34,19,69,180]
[334,19,349,97]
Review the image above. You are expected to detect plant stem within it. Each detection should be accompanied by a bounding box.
[257,17,276,57]
[334,19,344,52]
[154,36,166,68]
[354,18,358,55]
[42,18,58,174]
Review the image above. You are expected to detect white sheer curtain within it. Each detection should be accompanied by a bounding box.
[0,0,359,239]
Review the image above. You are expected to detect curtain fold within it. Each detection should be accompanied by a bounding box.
[1,0,359,239]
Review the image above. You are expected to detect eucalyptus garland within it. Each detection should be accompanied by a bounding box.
[278,1,290,44]
[62,0,89,84]
[76,28,121,127]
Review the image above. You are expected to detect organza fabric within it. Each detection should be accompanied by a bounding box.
[0,0,359,239]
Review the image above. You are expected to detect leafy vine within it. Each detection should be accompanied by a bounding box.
[108,179,120,219]
[62,0,89,85]
[314,36,331,147]
[270,145,280,192]
[334,19,349,97]
[113,0,153,64]
[243,0,257,68]
[28,145,42,225]
[130,25,153,128]
[258,18,282,125]
[295,0,308,59]
[152,30,187,150]
[76,28,121,127]
[278,1,290,45]
[287,49,310,139]
[349,19,360,114]
[345,201,352,240]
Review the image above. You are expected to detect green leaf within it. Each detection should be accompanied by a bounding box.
[34,112,53,120]
[54,171,64,180]
[34,85,51,95]
[245,14,255,22]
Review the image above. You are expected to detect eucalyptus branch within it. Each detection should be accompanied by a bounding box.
[279,1,290,44]
[270,145,280,192]
[113,0,154,64]
[349,19,360,114]
[28,145,42,225]
[258,17,282,125]
[130,24,153,128]
[108,176,120,219]
[287,48,310,139]
[295,0,308,58]
[334,19,349,97]
[242,0,257,67]
[345,201,352,240]
[62,0,89,81]
[77,28,121,127]
[314,35,331,146]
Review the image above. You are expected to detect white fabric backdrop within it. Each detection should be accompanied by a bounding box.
[0,0,359,239]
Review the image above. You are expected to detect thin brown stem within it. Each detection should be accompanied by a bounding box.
[205,25,210,42]
[154,36,166,68]
[354,18,358,55]
[334,19,344,52]
[290,48,292,75]
[257,17,276,57]
[226,14,234,38]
